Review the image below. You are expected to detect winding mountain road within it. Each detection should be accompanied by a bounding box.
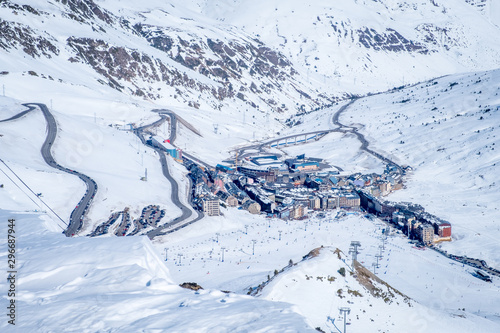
[331,98,404,174]
[1,103,97,236]
[134,111,204,239]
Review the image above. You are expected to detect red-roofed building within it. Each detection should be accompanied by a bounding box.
[438,222,452,238]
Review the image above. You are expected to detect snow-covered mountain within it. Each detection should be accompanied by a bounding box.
[169,0,500,93]
[288,67,500,267]
[0,211,316,332]
[1,0,500,332]
[0,0,336,117]
[2,0,500,116]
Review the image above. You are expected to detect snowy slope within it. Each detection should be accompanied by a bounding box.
[340,69,500,267]
[154,208,500,332]
[1,0,500,332]
[284,67,500,268]
[0,209,315,332]
[169,0,500,93]
[260,247,498,333]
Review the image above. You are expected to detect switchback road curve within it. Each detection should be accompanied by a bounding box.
[1,103,97,236]
[133,112,204,239]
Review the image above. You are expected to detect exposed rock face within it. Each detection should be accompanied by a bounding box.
[0,19,59,58]
[135,23,295,83]
[67,37,229,99]
[131,23,322,112]
[179,282,204,291]
[353,260,412,306]
[0,0,339,113]
[55,0,114,24]
[357,27,428,54]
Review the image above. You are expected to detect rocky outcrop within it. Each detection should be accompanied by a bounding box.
[179,282,204,291]
[56,0,114,24]
[0,19,59,58]
[66,37,233,100]
[357,27,428,54]
[130,23,327,112]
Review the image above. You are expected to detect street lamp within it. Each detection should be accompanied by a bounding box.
[252,239,257,255]
[221,247,226,262]
[164,247,168,261]
[245,224,248,235]
[339,307,351,333]
[178,253,183,265]
[216,232,220,243]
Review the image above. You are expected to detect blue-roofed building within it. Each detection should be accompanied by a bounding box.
[216,164,234,173]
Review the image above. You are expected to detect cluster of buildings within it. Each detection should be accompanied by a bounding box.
[185,153,409,224]
[359,191,452,244]
[182,150,451,245]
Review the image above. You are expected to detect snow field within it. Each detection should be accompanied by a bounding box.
[340,69,500,267]
[154,206,500,331]
[0,210,317,332]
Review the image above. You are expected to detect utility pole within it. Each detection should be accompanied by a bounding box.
[349,241,361,268]
[339,307,351,333]
[252,239,257,255]
[164,248,168,261]
[178,253,182,265]
[221,247,226,262]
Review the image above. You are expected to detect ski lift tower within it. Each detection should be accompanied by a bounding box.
[339,307,351,333]
[348,241,361,268]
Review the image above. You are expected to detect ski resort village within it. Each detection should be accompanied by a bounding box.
[1,0,500,332]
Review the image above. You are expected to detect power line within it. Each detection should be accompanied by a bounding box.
[0,165,41,209]
[0,159,67,230]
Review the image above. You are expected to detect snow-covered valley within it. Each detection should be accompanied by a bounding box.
[1,0,500,332]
